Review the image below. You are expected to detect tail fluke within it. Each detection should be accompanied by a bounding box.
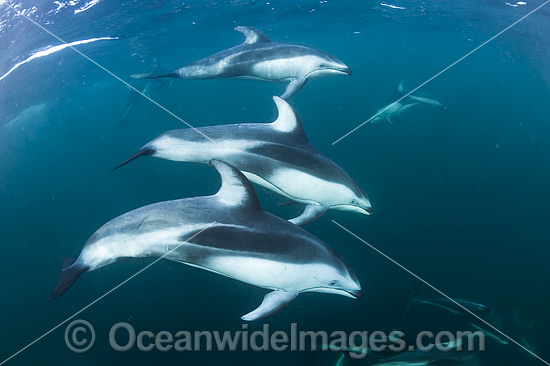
[111,147,155,171]
[50,257,88,300]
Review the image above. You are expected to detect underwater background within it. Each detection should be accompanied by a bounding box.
[1,0,550,365]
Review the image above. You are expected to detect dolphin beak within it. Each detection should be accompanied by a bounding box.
[356,205,373,216]
[348,289,362,299]
[330,203,373,215]
[341,67,352,75]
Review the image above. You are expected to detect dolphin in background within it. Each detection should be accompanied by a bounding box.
[403,287,509,345]
[50,160,361,321]
[403,294,492,318]
[370,338,480,366]
[369,80,445,125]
[120,80,167,122]
[0,103,48,131]
[132,26,352,99]
[332,337,480,366]
[112,96,373,225]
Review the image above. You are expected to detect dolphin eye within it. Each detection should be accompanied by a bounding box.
[350,199,358,205]
[329,280,337,286]
[319,63,328,68]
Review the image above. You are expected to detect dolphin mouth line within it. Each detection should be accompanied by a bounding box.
[330,204,373,215]
[303,287,362,299]
[305,67,352,78]
[347,290,362,299]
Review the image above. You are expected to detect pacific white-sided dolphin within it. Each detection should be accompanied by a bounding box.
[50,160,362,321]
[134,26,352,99]
[403,287,509,345]
[403,295,492,318]
[112,96,373,225]
[370,338,480,366]
[370,80,445,125]
[1,103,48,131]
[332,338,480,366]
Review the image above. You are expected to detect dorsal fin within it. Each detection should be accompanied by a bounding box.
[234,26,271,44]
[270,96,306,138]
[210,160,262,210]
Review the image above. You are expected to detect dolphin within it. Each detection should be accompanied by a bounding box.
[333,338,480,366]
[370,80,445,125]
[50,160,362,321]
[370,340,481,366]
[133,26,352,99]
[1,103,48,131]
[120,80,167,123]
[112,96,373,225]
[403,296,492,319]
[403,288,509,345]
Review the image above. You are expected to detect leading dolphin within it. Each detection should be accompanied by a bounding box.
[113,96,373,225]
[369,80,445,125]
[134,26,352,99]
[50,160,361,321]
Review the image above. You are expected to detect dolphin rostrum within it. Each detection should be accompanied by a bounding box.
[370,80,445,125]
[112,96,373,225]
[133,26,352,99]
[50,160,362,321]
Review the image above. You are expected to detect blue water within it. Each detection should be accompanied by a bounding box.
[1,0,550,365]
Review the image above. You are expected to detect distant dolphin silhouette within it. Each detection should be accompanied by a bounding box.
[113,96,373,225]
[370,338,480,366]
[403,285,509,345]
[51,160,361,321]
[370,80,445,125]
[132,26,352,99]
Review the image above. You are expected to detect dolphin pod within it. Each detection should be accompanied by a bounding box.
[51,26,452,324]
[132,26,352,99]
[51,160,361,321]
[112,96,373,225]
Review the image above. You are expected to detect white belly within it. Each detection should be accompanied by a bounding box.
[251,57,312,80]
[203,255,325,293]
[243,170,351,207]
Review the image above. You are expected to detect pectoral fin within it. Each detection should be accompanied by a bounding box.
[289,205,328,225]
[241,291,298,321]
[281,77,307,99]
